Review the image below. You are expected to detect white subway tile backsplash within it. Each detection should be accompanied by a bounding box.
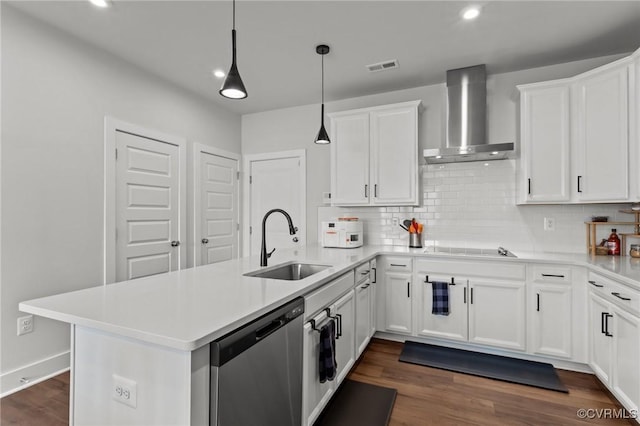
[318,159,630,254]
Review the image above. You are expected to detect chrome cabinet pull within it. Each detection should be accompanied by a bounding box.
[201,238,209,244]
[542,274,565,278]
[589,280,603,288]
[171,241,181,247]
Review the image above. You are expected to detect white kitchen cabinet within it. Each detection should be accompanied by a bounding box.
[329,101,421,206]
[413,259,526,352]
[369,258,377,338]
[517,81,571,203]
[415,275,468,342]
[355,278,371,357]
[588,270,640,416]
[573,60,630,202]
[632,54,640,201]
[380,257,413,335]
[303,272,356,426]
[334,291,356,384]
[329,113,370,205]
[527,265,575,359]
[468,279,526,351]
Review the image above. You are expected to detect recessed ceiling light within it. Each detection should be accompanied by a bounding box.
[213,70,226,78]
[88,0,111,8]
[462,7,480,20]
[490,151,499,155]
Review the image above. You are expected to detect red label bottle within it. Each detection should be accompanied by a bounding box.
[607,228,621,256]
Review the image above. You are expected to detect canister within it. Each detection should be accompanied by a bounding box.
[409,233,422,248]
[630,244,640,258]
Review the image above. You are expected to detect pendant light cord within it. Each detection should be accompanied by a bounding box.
[232,0,236,30]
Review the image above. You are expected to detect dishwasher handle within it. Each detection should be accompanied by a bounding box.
[256,319,285,341]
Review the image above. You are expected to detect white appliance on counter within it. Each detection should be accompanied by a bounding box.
[321,220,363,248]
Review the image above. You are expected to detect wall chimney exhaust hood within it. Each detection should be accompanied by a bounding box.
[423,64,514,164]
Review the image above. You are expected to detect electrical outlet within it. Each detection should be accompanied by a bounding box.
[392,217,399,226]
[112,374,137,408]
[17,315,34,336]
[544,217,555,231]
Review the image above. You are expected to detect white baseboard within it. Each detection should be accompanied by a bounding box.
[0,351,70,398]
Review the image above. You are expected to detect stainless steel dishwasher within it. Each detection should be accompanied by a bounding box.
[210,297,304,426]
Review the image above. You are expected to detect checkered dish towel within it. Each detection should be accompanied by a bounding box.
[431,281,450,316]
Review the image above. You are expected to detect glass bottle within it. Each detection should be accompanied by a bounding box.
[607,229,621,256]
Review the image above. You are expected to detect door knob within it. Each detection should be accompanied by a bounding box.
[201,238,209,244]
[171,241,180,247]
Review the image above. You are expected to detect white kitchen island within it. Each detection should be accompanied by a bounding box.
[19,244,640,425]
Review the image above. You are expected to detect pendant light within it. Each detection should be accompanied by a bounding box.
[219,0,247,99]
[314,44,330,144]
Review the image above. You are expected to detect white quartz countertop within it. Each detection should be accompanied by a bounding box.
[19,245,640,351]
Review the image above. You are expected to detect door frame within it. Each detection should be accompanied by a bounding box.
[104,117,187,284]
[192,143,241,267]
[242,150,306,257]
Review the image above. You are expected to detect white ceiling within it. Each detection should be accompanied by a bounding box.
[9,1,640,115]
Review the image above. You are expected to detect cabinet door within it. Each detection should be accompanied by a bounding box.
[416,276,468,342]
[468,279,526,351]
[302,322,335,426]
[588,292,613,383]
[355,280,371,357]
[612,306,640,413]
[370,259,377,338]
[530,283,572,358]
[330,113,370,205]
[333,291,356,384]
[385,272,413,334]
[370,106,418,205]
[519,83,571,203]
[574,64,629,201]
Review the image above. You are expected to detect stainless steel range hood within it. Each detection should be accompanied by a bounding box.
[423,64,514,164]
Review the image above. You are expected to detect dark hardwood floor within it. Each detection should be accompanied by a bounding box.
[1,339,634,425]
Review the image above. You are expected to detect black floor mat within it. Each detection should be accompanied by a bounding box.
[315,379,397,426]
[399,341,568,393]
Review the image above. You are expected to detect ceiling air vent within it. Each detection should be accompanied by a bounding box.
[366,59,399,73]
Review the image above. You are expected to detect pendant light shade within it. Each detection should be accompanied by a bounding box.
[315,44,330,144]
[220,0,247,99]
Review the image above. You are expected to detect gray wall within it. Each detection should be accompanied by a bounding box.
[1,6,241,392]
[242,53,628,245]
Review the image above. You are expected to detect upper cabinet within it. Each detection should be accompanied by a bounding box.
[517,48,639,204]
[573,62,629,201]
[329,101,421,206]
[518,81,571,203]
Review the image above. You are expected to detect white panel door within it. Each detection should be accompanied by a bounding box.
[530,283,572,358]
[115,131,180,282]
[612,306,640,412]
[330,113,370,205]
[247,153,304,259]
[334,290,356,384]
[574,64,629,201]
[416,277,468,342]
[370,106,418,205]
[200,152,238,265]
[384,272,412,334]
[519,83,571,203]
[468,279,526,351]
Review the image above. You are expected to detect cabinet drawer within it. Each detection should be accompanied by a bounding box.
[385,257,412,271]
[304,271,355,320]
[588,272,640,315]
[355,262,371,283]
[415,258,525,280]
[530,264,572,284]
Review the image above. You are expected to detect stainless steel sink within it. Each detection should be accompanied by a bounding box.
[244,262,331,281]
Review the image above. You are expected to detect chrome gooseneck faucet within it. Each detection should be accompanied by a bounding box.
[260,209,297,267]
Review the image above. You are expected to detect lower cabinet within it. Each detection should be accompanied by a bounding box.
[381,257,413,334]
[588,290,640,414]
[413,259,527,352]
[303,289,355,426]
[355,277,371,357]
